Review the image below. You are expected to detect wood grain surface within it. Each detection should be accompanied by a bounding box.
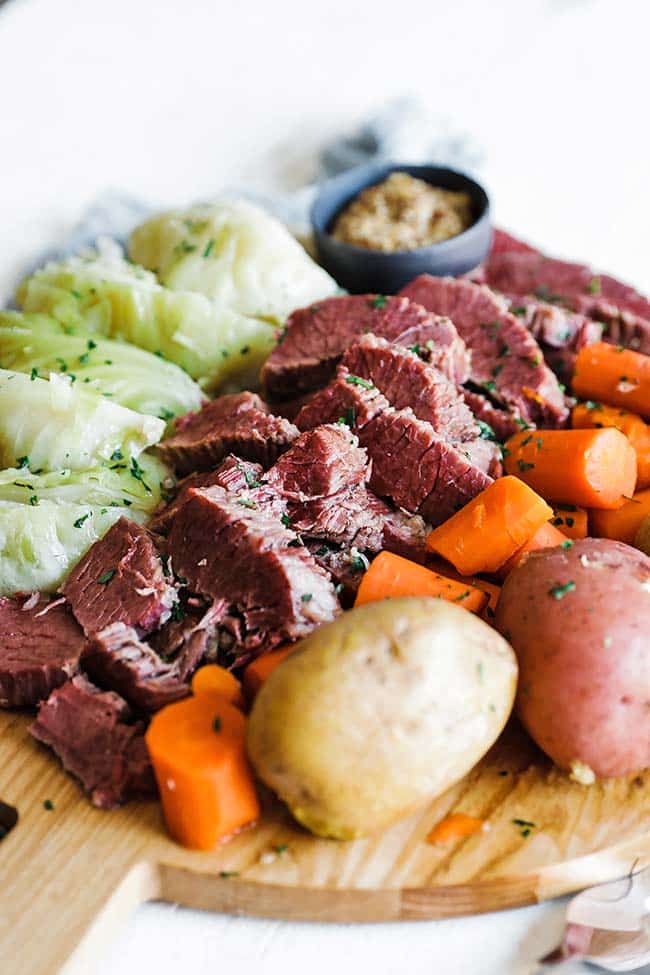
[1,709,648,975]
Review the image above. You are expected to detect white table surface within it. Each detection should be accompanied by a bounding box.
[1,0,648,972]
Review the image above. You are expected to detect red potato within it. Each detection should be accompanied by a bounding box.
[495,538,650,778]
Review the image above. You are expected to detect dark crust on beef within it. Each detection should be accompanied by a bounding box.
[62,518,176,637]
[399,275,568,427]
[30,675,156,809]
[261,294,469,397]
[167,486,339,653]
[0,595,84,708]
[157,393,298,475]
[82,622,189,713]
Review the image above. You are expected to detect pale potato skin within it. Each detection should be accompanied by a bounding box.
[496,538,650,778]
[246,597,517,839]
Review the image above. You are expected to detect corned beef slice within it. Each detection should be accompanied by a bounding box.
[461,389,522,441]
[149,455,263,533]
[30,675,156,809]
[167,486,340,651]
[261,294,469,397]
[358,407,492,525]
[0,596,84,708]
[294,371,387,431]
[341,335,477,442]
[514,300,603,380]
[264,425,368,501]
[157,391,299,475]
[150,601,223,680]
[82,622,189,713]
[570,297,650,355]
[62,518,176,637]
[400,275,568,427]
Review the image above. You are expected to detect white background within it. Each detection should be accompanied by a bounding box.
[1,0,648,972]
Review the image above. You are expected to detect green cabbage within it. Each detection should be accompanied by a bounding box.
[0,311,204,425]
[0,451,171,515]
[0,500,136,594]
[0,368,164,472]
[127,199,339,324]
[16,241,278,390]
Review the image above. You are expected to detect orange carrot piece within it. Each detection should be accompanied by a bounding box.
[191,665,244,709]
[426,476,553,575]
[572,342,650,418]
[503,428,637,509]
[146,696,259,850]
[590,488,650,545]
[497,521,567,578]
[572,402,650,490]
[550,505,588,539]
[242,646,293,702]
[426,813,485,845]
[354,551,488,613]
[425,556,500,623]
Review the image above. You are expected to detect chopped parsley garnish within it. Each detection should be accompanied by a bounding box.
[158,407,175,421]
[476,420,496,441]
[498,343,510,358]
[219,870,239,878]
[534,285,562,303]
[274,844,289,855]
[78,351,90,364]
[350,552,369,573]
[97,569,116,585]
[280,514,291,527]
[213,716,222,732]
[561,539,574,550]
[43,799,55,811]
[16,456,29,469]
[241,468,260,488]
[491,364,503,378]
[512,818,536,838]
[160,553,171,577]
[549,581,576,600]
[73,513,90,528]
[130,457,151,494]
[315,546,329,557]
[511,306,527,316]
[87,339,97,350]
[345,375,374,390]
[337,407,356,428]
[237,498,257,509]
[301,593,313,603]
[170,602,186,622]
[173,239,197,256]
[409,344,422,356]
[29,495,39,506]
[70,289,83,299]
[513,417,532,431]
[587,276,601,295]
[517,460,535,472]
[370,295,388,309]
[455,591,471,602]
[56,357,68,372]
[520,435,533,447]
[30,367,38,381]
[110,448,123,462]
[203,238,216,258]
[240,345,250,355]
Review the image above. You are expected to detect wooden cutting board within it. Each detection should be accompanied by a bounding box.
[1,709,649,975]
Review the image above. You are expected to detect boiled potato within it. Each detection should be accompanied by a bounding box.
[247,597,517,839]
[496,538,650,779]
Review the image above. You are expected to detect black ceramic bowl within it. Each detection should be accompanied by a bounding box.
[311,162,492,294]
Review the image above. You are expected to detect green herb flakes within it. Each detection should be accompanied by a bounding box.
[97,569,116,585]
[549,581,576,600]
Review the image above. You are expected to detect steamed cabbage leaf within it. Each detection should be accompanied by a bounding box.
[0,451,170,515]
[0,369,164,472]
[127,199,339,323]
[0,311,204,424]
[0,500,134,594]
[16,241,278,390]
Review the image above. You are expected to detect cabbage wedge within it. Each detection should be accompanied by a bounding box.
[16,242,277,390]
[0,500,134,594]
[0,311,204,424]
[0,369,164,472]
[127,199,338,323]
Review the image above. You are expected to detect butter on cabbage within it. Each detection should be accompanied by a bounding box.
[127,199,339,324]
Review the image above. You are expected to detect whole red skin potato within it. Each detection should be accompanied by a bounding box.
[495,538,650,778]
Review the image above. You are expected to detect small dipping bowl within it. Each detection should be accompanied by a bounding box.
[311,162,492,294]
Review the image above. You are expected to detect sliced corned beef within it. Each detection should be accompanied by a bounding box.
[460,389,523,441]
[82,622,189,713]
[400,275,568,427]
[358,406,493,525]
[294,370,388,431]
[489,228,539,256]
[150,600,223,680]
[570,297,650,355]
[167,486,340,654]
[512,300,603,381]
[149,456,264,533]
[264,425,368,501]
[261,294,469,397]
[157,391,298,475]
[62,518,176,637]
[341,334,478,443]
[30,675,156,808]
[390,316,470,383]
[0,595,84,708]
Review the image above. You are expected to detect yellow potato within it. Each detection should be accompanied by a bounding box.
[247,597,517,839]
